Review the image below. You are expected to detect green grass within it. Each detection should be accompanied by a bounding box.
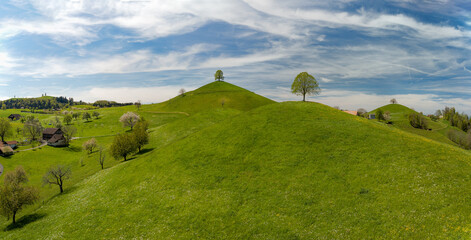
[143,81,275,114]
[4,101,471,238]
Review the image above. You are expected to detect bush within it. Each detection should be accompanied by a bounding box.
[409,113,428,129]
[447,129,471,149]
[376,109,385,121]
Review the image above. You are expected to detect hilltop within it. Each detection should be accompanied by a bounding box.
[370,104,456,146]
[145,81,275,114]
[4,95,471,238]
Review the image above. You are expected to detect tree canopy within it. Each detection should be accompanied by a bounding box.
[214,70,224,81]
[291,72,320,101]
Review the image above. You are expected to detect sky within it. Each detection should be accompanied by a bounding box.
[1,0,471,113]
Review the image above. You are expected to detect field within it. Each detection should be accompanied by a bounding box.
[2,83,471,238]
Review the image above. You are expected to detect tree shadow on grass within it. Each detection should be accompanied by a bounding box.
[136,148,155,155]
[4,213,46,231]
[63,145,81,152]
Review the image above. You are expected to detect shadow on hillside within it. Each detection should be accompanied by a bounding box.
[137,148,155,155]
[4,213,46,231]
[63,145,81,152]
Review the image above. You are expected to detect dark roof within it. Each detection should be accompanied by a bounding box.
[6,141,17,145]
[43,128,60,135]
[48,134,65,143]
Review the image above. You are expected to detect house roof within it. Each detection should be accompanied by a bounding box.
[0,146,14,154]
[342,110,358,116]
[6,141,17,145]
[43,128,60,135]
[48,134,65,143]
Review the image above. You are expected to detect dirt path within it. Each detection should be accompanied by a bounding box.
[16,141,47,152]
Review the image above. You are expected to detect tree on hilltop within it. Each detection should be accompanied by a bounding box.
[215,70,224,81]
[390,98,398,104]
[291,72,320,102]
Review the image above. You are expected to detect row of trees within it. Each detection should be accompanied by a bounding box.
[110,120,149,161]
[1,96,74,110]
[439,107,470,132]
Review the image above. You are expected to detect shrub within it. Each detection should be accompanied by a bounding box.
[409,113,428,129]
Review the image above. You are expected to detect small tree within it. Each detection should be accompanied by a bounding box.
[97,146,106,169]
[23,118,43,142]
[43,165,71,194]
[179,88,186,96]
[357,108,368,117]
[409,113,428,129]
[135,100,141,111]
[110,133,137,161]
[92,111,100,119]
[83,138,97,154]
[390,98,398,104]
[82,112,91,122]
[1,104,5,111]
[376,109,385,121]
[0,167,39,224]
[214,69,224,81]
[63,114,73,125]
[0,118,12,142]
[133,122,149,152]
[119,112,140,130]
[61,125,77,145]
[52,116,62,129]
[72,112,80,120]
[291,72,320,102]
[383,111,391,121]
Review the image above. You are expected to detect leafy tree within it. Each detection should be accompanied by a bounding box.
[52,116,62,129]
[82,112,91,122]
[83,138,97,154]
[97,146,106,170]
[376,109,385,121]
[291,72,320,101]
[43,165,71,193]
[0,167,39,224]
[63,114,73,125]
[0,118,12,142]
[383,111,391,121]
[135,100,141,110]
[110,133,137,161]
[61,125,77,145]
[119,112,140,130]
[133,123,149,152]
[92,111,100,119]
[357,108,368,117]
[1,104,5,110]
[179,88,186,96]
[390,98,398,104]
[409,112,428,129]
[214,69,224,81]
[23,118,43,142]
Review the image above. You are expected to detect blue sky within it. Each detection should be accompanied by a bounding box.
[1,0,471,113]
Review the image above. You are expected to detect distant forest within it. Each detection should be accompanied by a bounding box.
[0,96,133,110]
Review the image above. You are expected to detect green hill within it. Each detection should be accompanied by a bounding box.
[5,101,471,239]
[370,104,455,146]
[143,81,275,114]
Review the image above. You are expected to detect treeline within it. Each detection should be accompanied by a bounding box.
[93,100,133,108]
[440,107,470,132]
[1,97,74,110]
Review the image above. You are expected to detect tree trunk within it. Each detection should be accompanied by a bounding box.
[138,146,141,152]
[101,163,104,169]
[59,184,63,193]
[1,135,4,142]
[302,94,306,102]
[124,155,127,161]
[12,211,16,224]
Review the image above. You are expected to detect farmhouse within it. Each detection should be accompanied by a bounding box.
[0,145,14,156]
[43,128,62,141]
[368,114,376,119]
[47,134,67,147]
[8,114,21,121]
[5,141,18,149]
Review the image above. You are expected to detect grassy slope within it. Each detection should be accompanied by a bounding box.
[143,81,275,114]
[5,102,471,239]
[370,104,455,146]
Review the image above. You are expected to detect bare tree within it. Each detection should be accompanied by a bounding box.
[83,138,97,154]
[23,118,43,142]
[97,146,106,169]
[179,88,186,96]
[0,167,39,224]
[43,165,71,193]
[119,112,140,130]
[135,100,141,110]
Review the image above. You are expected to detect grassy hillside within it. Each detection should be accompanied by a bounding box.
[143,81,275,114]
[370,104,455,146]
[5,102,471,239]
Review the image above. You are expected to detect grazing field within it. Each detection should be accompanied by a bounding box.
[3,99,471,239]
